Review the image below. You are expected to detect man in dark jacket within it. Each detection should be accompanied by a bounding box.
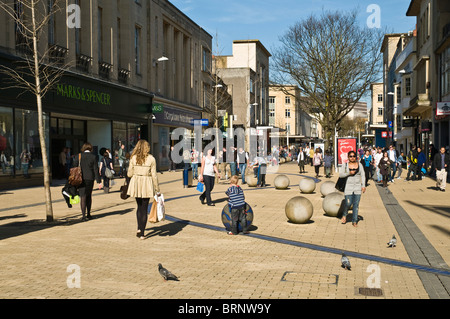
[417,147,427,180]
[433,147,450,192]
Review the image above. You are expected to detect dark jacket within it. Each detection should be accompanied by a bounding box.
[417,152,426,167]
[433,152,450,171]
[73,151,101,183]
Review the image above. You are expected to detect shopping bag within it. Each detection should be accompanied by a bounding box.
[155,194,165,222]
[196,182,204,192]
[70,195,80,205]
[148,198,158,223]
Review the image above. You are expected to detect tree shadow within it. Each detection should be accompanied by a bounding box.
[404,200,450,219]
[0,207,134,241]
[0,213,27,222]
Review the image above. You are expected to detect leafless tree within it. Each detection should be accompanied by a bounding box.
[0,0,69,222]
[271,9,384,151]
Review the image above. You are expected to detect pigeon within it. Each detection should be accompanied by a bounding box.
[387,235,397,248]
[158,263,179,281]
[341,253,351,270]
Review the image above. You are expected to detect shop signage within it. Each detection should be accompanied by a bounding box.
[152,103,164,113]
[436,102,450,116]
[191,119,209,126]
[381,131,388,138]
[56,83,111,106]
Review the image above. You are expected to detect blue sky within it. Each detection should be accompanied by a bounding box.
[170,0,416,56]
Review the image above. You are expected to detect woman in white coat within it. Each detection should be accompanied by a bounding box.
[127,140,161,239]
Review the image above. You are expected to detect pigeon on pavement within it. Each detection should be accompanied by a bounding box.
[158,263,179,281]
[341,253,351,270]
[387,235,397,248]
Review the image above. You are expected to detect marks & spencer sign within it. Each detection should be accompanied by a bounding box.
[56,83,111,106]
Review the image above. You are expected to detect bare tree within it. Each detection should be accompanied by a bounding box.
[0,0,68,222]
[271,9,384,151]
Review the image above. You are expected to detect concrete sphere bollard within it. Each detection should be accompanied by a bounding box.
[222,203,254,232]
[285,196,314,224]
[320,181,337,197]
[322,192,346,217]
[299,178,316,194]
[274,175,290,189]
[246,174,258,187]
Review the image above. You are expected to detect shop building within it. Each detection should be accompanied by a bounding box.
[0,0,211,189]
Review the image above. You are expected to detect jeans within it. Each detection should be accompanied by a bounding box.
[239,163,247,183]
[22,163,29,177]
[342,193,361,224]
[390,163,397,182]
[191,163,198,179]
[230,206,248,234]
[230,162,237,176]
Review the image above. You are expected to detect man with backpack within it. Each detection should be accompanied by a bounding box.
[406,145,419,181]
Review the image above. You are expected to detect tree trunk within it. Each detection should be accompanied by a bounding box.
[31,0,53,222]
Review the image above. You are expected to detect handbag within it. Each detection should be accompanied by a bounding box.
[120,180,129,200]
[104,159,114,179]
[196,182,204,192]
[68,154,83,187]
[335,163,348,192]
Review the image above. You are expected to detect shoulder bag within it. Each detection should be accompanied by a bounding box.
[335,163,348,192]
[104,159,114,179]
[68,154,83,187]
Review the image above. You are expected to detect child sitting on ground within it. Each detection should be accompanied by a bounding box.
[225,175,249,235]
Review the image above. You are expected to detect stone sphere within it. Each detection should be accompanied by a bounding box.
[246,174,258,187]
[222,203,254,232]
[285,196,314,224]
[274,175,290,189]
[322,192,346,217]
[320,181,337,197]
[299,178,316,194]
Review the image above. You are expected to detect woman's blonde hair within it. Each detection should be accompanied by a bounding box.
[131,140,151,165]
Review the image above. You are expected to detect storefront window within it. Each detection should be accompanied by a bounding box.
[127,123,141,153]
[15,109,49,177]
[73,120,85,136]
[0,107,14,176]
[113,121,127,166]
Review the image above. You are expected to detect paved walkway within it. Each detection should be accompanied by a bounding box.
[0,162,449,299]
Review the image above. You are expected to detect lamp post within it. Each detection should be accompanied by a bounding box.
[387,92,395,146]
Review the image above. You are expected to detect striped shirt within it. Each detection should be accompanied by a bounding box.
[225,185,245,208]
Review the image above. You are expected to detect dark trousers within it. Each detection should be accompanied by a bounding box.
[136,197,150,233]
[314,165,320,176]
[200,175,215,205]
[230,206,248,234]
[298,160,305,173]
[407,163,418,180]
[79,180,94,219]
[364,166,370,186]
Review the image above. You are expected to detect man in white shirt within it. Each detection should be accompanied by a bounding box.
[387,145,397,182]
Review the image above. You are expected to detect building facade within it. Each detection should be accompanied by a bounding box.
[0,0,212,189]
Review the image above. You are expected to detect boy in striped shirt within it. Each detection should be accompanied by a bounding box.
[225,175,249,235]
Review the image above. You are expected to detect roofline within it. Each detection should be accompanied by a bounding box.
[233,39,272,57]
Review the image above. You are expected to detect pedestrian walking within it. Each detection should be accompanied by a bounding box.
[190,148,199,180]
[0,151,7,174]
[313,148,322,178]
[374,147,383,182]
[323,150,333,178]
[406,146,419,181]
[434,147,450,192]
[168,146,177,172]
[237,147,249,184]
[199,147,220,206]
[225,175,248,235]
[309,147,315,166]
[297,147,306,173]
[378,151,392,188]
[417,147,426,180]
[396,152,406,179]
[361,150,372,187]
[99,150,114,193]
[339,151,366,227]
[127,139,161,239]
[20,149,31,178]
[73,143,102,221]
[387,145,397,182]
[118,144,126,178]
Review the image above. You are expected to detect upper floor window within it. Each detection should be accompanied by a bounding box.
[285,96,291,104]
[377,94,383,102]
